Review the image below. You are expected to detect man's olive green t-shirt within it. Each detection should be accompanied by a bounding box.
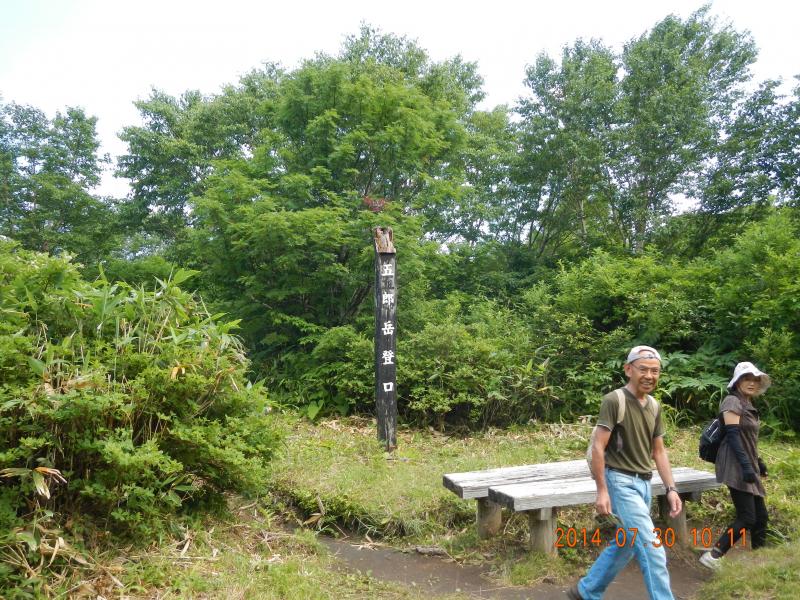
[597,387,664,475]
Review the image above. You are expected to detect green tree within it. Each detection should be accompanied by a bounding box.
[614,7,757,251]
[274,55,467,211]
[513,40,617,258]
[0,101,116,263]
[175,29,483,388]
[116,26,494,252]
[116,66,283,248]
[776,82,800,203]
[512,8,758,256]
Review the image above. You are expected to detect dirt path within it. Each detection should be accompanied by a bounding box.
[321,536,713,599]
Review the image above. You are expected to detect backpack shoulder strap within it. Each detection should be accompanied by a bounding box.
[614,388,626,425]
[645,394,660,436]
[645,394,658,417]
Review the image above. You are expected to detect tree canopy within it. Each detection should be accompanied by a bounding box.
[2,15,800,429]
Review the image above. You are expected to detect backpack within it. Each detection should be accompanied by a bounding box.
[699,413,725,463]
[586,389,658,479]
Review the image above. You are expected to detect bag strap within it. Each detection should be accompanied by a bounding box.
[615,389,659,435]
[717,411,727,434]
[645,394,659,437]
[614,388,626,425]
[645,394,658,418]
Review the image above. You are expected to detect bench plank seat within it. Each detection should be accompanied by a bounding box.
[443,459,588,499]
[488,467,719,511]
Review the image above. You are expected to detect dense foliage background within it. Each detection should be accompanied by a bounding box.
[1,10,799,591]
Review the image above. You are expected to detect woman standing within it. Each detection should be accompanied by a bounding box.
[700,362,771,570]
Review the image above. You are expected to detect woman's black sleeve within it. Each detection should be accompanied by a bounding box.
[725,424,757,483]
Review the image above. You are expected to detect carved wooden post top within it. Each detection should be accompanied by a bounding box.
[374,227,396,254]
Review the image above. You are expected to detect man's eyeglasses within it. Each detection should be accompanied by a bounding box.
[634,365,661,376]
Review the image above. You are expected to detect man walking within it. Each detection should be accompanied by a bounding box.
[568,346,682,600]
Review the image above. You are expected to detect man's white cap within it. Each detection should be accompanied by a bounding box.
[625,345,661,364]
[728,362,771,394]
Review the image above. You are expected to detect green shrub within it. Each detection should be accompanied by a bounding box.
[233,209,800,433]
[289,293,563,428]
[708,211,800,430]
[0,241,280,593]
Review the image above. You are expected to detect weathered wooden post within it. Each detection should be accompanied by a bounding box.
[658,491,696,547]
[528,508,558,554]
[374,227,397,451]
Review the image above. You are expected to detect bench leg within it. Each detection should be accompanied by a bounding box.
[476,498,502,539]
[658,494,689,547]
[528,508,558,554]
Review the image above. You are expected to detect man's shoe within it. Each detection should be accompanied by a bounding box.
[566,584,583,600]
[699,551,722,571]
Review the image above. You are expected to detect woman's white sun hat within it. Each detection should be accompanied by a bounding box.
[728,361,772,395]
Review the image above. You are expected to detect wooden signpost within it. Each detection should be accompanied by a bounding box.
[374,227,397,451]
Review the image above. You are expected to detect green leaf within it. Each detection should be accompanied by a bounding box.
[171,268,200,286]
[16,530,38,552]
[27,356,46,376]
[1,398,25,411]
[24,287,38,311]
[306,401,323,420]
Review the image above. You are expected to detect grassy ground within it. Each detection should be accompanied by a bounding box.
[51,499,468,599]
[30,412,800,598]
[267,414,596,540]
[266,411,800,597]
[694,541,800,599]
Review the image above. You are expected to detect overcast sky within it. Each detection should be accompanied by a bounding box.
[2,0,798,197]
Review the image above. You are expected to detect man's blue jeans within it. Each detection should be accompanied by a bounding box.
[578,468,674,600]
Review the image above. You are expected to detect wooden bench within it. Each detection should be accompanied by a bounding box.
[443,460,720,554]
